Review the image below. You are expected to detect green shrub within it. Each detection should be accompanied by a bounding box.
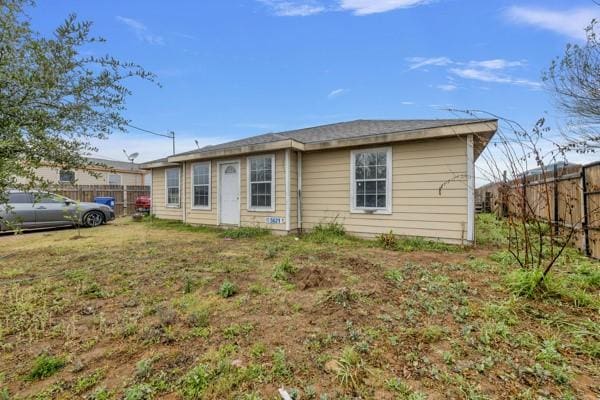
[27,354,66,380]
[218,281,238,298]
[272,258,296,281]
[219,227,269,239]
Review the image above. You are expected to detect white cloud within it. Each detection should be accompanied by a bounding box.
[449,68,541,89]
[257,0,326,16]
[505,6,597,41]
[406,56,452,70]
[401,101,414,105]
[468,59,525,70]
[116,16,165,45]
[258,0,432,16]
[436,83,457,92]
[340,0,430,15]
[408,56,540,89]
[328,88,348,98]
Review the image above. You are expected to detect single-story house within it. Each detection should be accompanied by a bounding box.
[26,157,150,186]
[142,119,497,244]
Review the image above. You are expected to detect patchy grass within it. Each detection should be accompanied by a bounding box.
[27,355,66,381]
[476,213,508,246]
[0,217,598,399]
[219,226,270,239]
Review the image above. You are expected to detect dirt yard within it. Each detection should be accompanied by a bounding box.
[0,217,598,399]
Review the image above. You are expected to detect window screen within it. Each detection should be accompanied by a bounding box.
[166,168,180,206]
[249,156,273,209]
[192,163,210,208]
[353,150,389,209]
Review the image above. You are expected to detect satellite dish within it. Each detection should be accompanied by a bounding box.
[123,149,139,163]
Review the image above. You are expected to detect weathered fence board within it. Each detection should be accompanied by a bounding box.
[49,184,150,216]
[476,161,600,259]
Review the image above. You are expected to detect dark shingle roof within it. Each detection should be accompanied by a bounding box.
[87,157,142,171]
[172,119,493,158]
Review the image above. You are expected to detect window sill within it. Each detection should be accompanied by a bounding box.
[350,208,392,215]
[191,206,211,211]
[247,207,275,212]
[166,204,180,208]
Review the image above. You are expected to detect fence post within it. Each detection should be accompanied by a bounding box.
[553,163,559,235]
[124,186,127,215]
[581,165,590,256]
[502,170,508,218]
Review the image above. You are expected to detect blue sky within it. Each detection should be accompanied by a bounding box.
[29,0,598,163]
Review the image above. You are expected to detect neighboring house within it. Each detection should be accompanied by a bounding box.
[142,119,497,244]
[30,157,150,186]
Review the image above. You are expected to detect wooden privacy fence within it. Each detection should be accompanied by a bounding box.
[50,185,150,216]
[478,161,600,259]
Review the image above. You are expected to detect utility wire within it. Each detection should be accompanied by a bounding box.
[125,123,176,154]
[125,123,173,139]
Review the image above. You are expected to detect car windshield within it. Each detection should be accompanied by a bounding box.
[32,192,74,203]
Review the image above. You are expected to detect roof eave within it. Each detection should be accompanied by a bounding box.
[144,120,498,167]
[140,161,180,169]
[302,120,498,152]
[167,139,305,162]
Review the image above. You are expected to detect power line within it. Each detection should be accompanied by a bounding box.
[125,123,176,154]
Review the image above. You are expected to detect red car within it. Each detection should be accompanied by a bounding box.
[135,195,151,213]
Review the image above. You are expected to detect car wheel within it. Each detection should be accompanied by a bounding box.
[83,211,104,228]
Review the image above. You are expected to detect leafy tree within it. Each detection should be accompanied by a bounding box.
[0,0,157,203]
[544,16,600,153]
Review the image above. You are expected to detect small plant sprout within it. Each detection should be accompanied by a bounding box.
[218,281,238,298]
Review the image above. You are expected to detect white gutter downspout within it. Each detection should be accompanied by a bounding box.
[182,162,187,223]
[150,169,154,216]
[466,135,475,243]
[285,149,291,232]
[297,152,302,233]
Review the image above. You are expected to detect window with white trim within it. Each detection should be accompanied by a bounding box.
[192,162,210,208]
[59,170,75,183]
[248,155,274,210]
[165,167,180,207]
[108,174,122,185]
[351,147,392,213]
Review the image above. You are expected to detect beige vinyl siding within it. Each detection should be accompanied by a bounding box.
[185,160,218,225]
[301,136,469,243]
[239,151,287,232]
[151,167,183,220]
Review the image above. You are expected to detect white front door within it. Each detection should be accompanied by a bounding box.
[219,162,240,225]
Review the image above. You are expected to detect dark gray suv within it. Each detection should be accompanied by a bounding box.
[0,190,115,232]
